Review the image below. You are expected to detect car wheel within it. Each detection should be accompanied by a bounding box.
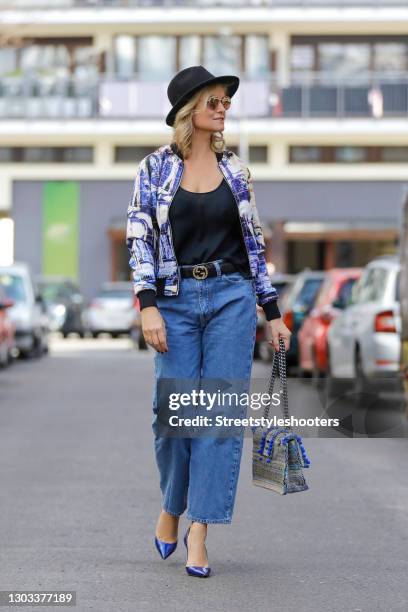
[0,346,7,368]
[253,341,260,360]
[311,349,324,389]
[138,334,148,350]
[31,335,43,358]
[91,332,99,339]
[325,373,343,401]
[325,351,348,401]
[352,348,371,408]
[297,365,311,379]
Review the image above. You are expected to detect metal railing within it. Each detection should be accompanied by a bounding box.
[0,73,407,119]
[0,0,407,9]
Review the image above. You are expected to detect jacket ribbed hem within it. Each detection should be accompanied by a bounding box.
[138,289,157,310]
[261,299,281,321]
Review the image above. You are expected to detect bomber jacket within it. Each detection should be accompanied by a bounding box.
[126,142,280,318]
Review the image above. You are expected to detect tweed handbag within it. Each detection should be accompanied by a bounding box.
[252,337,310,494]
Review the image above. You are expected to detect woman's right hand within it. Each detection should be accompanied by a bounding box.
[140,307,168,353]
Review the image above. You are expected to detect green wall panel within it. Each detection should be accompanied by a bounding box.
[42,181,79,280]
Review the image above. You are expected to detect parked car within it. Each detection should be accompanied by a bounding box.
[0,286,15,368]
[263,270,325,367]
[257,273,296,361]
[35,275,88,338]
[83,281,137,338]
[0,263,50,358]
[298,268,362,382]
[326,255,401,403]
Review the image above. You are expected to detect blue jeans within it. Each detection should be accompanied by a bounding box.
[152,260,258,524]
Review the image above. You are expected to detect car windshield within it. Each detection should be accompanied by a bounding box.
[293,278,323,309]
[98,289,131,299]
[271,282,288,293]
[0,273,27,303]
[37,282,66,302]
[337,278,357,305]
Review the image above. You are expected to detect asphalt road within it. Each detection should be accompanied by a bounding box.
[0,335,407,612]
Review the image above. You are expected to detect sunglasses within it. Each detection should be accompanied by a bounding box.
[206,95,232,111]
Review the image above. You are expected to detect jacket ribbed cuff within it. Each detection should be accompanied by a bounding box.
[261,299,281,321]
[137,289,157,310]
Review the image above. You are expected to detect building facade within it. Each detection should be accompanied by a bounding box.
[0,0,407,298]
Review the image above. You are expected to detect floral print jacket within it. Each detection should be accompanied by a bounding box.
[126,142,279,314]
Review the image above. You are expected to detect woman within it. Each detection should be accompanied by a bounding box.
[126,66,291,577]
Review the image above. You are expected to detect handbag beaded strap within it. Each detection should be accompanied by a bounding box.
[262,337,292,431]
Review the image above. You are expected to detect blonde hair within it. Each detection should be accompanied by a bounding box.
[170,83,229,160]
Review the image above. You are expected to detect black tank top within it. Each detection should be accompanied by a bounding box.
[136,176,281,320]
[168,177,251,276]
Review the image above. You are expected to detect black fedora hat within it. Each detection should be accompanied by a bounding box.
[166,65,239,127]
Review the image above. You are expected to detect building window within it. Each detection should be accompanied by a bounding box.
[380,147,408,162]
[335,146,367,163]
[373,42,407,73]
[291,36,408,83]
[291,44,315,82]
[114,145,267,163]
[115,35,177,80]
[0,147,93,163]
[6,38,96,79]
[290,146,323,163]
[318,43,370,81]
[245,35,269,78]
[73,46,99,81]
[138,36,176,80]
[249,145,268,163]
[0,48,18,77]
[23,148,55,163]
[115,146,161,163]
[115,35,136,79]
[203,35,242,75]
[0,148,14,162]
[61,147,93,163]
[21,44,70,75]
[179,36,201,70]
[289,145,408,163]
[114,33,269,81]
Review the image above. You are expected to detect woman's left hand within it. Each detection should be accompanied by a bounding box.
[267,318,292,353]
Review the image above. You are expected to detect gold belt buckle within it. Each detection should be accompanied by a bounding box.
[192,264,209,280]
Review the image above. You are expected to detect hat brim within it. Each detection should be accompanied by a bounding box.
[165,75,240,127]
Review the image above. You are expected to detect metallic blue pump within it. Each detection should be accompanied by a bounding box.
[154,535,178,560]
[183,526,211,578]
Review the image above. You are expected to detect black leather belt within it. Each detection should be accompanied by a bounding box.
[179,260,237,280]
